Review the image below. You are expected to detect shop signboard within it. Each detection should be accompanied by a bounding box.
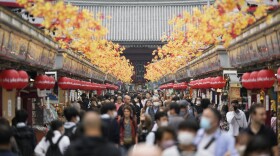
[1,29,10,56]
[40,48,50,67]
[47,50,56,68]
[256,37,269,61]
[6,33,28,61]
[26,42,43,65]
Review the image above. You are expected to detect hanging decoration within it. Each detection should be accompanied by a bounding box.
[16,70,29,90]
[16,0,134,83]
[0,69,20,91]
[145,0,271,81]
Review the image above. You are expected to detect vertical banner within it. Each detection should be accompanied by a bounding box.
[8,99,12,117]
[265,95,269,111]
[47,97,50,109]
[248,96,252,109]
[17,97,21,110]
[65,91,68,103]
[257,94,261,103]
[215,95,218,105]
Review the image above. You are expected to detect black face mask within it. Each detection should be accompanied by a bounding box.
[233,106,238,111]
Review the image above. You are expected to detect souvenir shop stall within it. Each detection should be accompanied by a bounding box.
[227,8,280,130]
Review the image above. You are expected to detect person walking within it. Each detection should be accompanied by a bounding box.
[64,112,121,156]
[119,106,138,150]
[146,97,161,123]
[13,110,37,156]
[100,103,120,145]
[137,114,153,143]
[245,104,278,156]
[0,124,17,156]
[226,100,248,137]
[168,102,184,131]
[194,108,238,156]
[63,107,80,141]
[115,96,124,111]
[34,120,70,156]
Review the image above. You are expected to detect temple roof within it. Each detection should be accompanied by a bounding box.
[67,0,213,42]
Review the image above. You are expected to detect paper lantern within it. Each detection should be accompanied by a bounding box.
[16,70,29,90]
[209,77,216,88]
[35,75,49,90]
[214,76,226,89]
[58,77,71,90]
[1,69,19,90]
[204,77,211,89]
[242,72,251,89]
[257,69,275,89]
[47,76,55,89]
[248,71,258,89]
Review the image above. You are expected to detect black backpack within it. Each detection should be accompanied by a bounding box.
[46,135,64,156]
[64,125,76,141]
[13,127,36,156]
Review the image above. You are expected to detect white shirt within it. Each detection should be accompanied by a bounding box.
[197,133,215,156]
[34,131,70,156]
[226,110,248,136]
[146,123,158,145]
[162,146,180,156]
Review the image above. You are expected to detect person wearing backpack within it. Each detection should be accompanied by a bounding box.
[13,110,37,156]
[34,120,70,156]
[63,107,80,141]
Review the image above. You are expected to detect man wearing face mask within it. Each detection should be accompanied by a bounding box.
[146,112,168,145]
[194,108,238,156]
[100,103,120,145]
[63,107,80,141]
[146,97,161,122]
[226,100,248,137]
[162,120,199,156]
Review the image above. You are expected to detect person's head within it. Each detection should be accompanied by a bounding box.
[195,97,202,105]
[70,101,81,112]
[249,104,266,125]
[0,125,12,148]
[15,109,28,123]
[82,112,102,137]
[100,103,117,118]
[124,95,131,105]
[177,119,199,147]
[116,96,123,104]
[169,102,180,116]
[81,93,87,100]
[178,100,188,116]
[155,127,176,150]
[46,120,64,142]
[244,135,273,156]
[145,100,152,107]
[63,107,80,123]
[128,143,161,156]
[140,114,153,131]
[200,108,221,133]
[123,106,132,119]
[146,92,151,99]
[201,98,210,109]
[152,97,161,107]
[155,112,168,127]
[0,117,10,127]
[231,100,239,111]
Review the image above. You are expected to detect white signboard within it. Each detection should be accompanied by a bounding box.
[8,100,12,117]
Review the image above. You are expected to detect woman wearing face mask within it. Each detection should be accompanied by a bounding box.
[35,120,70,156]
[137,114,153,142]
[162,120,199,156]
[146,98,161,123]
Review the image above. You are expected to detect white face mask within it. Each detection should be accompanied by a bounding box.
[113,111,118,118]
[196,101,201,105]
[153,102,160,107]
[76,116,80,122]
[160,121,168,127]
[177,132,195,146]
[98,102,101,105]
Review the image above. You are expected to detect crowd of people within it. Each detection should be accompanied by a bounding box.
[0,90,278,156]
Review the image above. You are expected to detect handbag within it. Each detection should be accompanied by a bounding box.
[234,116,246,132]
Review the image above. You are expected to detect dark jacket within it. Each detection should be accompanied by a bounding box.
[0,150,17,156]
[64,137,121,156]
[101,115,120,144]
[13,126,36,156]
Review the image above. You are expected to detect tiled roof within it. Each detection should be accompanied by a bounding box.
[67,0,213,41]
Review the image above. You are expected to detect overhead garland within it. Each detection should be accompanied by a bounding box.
[17,0,134,83]
[145,0,272,82]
